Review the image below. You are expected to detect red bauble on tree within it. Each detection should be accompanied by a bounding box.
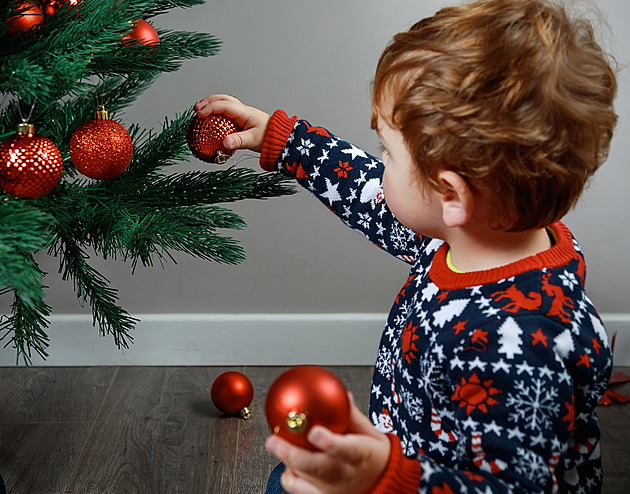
[69,106,133,180]
[5,1,44,34]
[265,366,351,449]
[187,114,240,164]
[121,19,160,46]
[40,0,82,16]
[211,371,254,419]
[0,120,63,199]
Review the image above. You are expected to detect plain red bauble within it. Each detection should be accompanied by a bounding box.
[41,0,82,16]
[265,366,351,450]
[121,19,160,46]
[0,132,63,199]
[211,371,254,418]
[70,119,133,180]
[40,0,82,16]
[186,114,240,164]
[6,2,44,34]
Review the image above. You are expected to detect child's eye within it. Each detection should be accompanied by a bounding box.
[378,143,390,161]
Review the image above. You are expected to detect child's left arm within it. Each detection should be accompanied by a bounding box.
[265,395,392,494]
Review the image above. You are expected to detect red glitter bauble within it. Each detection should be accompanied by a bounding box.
[121,19,160,46]
[6,1,44,34]
[211,371,254,419]
[0,124,63,199]
[70,111,133,180]
[265,366,351,450]
[187,114,240,164]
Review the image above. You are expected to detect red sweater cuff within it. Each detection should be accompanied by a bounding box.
[259,109,298,171]
[370,434,422,493]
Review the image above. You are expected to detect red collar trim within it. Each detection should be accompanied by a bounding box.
[429,221,577,290]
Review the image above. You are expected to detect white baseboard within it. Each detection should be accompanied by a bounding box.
[1,313,628,367]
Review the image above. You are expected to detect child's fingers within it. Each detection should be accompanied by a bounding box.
[281,468,320,494]
[193,94,241,113]
[224,129,263,151]
[193,98,244,120]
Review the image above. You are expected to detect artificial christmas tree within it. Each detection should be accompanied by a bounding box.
[0,0,293,364]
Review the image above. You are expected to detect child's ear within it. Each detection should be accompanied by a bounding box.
[437,170,474,228]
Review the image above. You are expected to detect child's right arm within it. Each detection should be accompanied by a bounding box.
[194,95,424,264]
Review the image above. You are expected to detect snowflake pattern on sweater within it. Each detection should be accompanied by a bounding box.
[261,111,612,494]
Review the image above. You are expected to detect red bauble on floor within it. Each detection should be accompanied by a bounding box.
[265,366,351,449]
[211,371,254,419]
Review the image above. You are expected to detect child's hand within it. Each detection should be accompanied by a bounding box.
[265,394,391,494]
[193,94,270,153]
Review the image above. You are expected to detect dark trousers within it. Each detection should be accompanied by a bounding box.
[265,463,288,494]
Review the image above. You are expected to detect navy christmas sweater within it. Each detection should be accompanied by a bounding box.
[259,110,612,493]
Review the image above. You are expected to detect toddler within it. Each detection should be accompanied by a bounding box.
[195,0,617,492]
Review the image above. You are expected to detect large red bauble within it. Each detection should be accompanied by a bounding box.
[0,126,63,199]
[121,19,160,46]
[70,118,133,180]
[6,1,44,34]
[187,114,240,164]
[265,366,351,450]
[211,371,254,419]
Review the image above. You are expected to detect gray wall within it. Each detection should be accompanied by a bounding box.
[23,0,630,318]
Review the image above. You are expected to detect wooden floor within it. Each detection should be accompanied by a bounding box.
[0,366,627,493]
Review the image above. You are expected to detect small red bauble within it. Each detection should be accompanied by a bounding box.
[0,121,63,199]
[41,0,82,16]
[69,106,133,180]
[121,19,160,46]
[6,1,44,34]
[265,366,351,450]
[41,0,60,16]
[187,114,240,164]
[211,371,254,419]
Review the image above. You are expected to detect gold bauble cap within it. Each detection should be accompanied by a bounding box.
[94,105,109,120]
[16,119,34,136]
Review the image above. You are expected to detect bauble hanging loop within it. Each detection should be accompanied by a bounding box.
[0,119,63,199]
[69,105,133,180]
[187,114,240,164]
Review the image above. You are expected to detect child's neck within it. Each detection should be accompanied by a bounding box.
[445,226,553,273]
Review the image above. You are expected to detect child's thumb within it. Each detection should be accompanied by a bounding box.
[224,130,262,152]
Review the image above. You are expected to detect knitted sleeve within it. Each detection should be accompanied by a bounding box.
[260,110,422,263]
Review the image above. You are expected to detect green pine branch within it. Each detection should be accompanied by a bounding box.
[0,0,295,363]
[49,231,138,350]
[0,200,53,363]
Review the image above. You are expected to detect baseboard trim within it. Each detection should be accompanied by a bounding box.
[1,313,628,367]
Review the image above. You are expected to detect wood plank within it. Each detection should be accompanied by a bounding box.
[64,367,239,494]
[234,366,288,494]
[0,423,92,494]
[599,366,630,494]
[0,367,117,423]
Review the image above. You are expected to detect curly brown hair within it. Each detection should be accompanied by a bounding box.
[371,0,617,232]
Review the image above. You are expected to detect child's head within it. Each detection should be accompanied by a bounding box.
[371,0,617,232]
